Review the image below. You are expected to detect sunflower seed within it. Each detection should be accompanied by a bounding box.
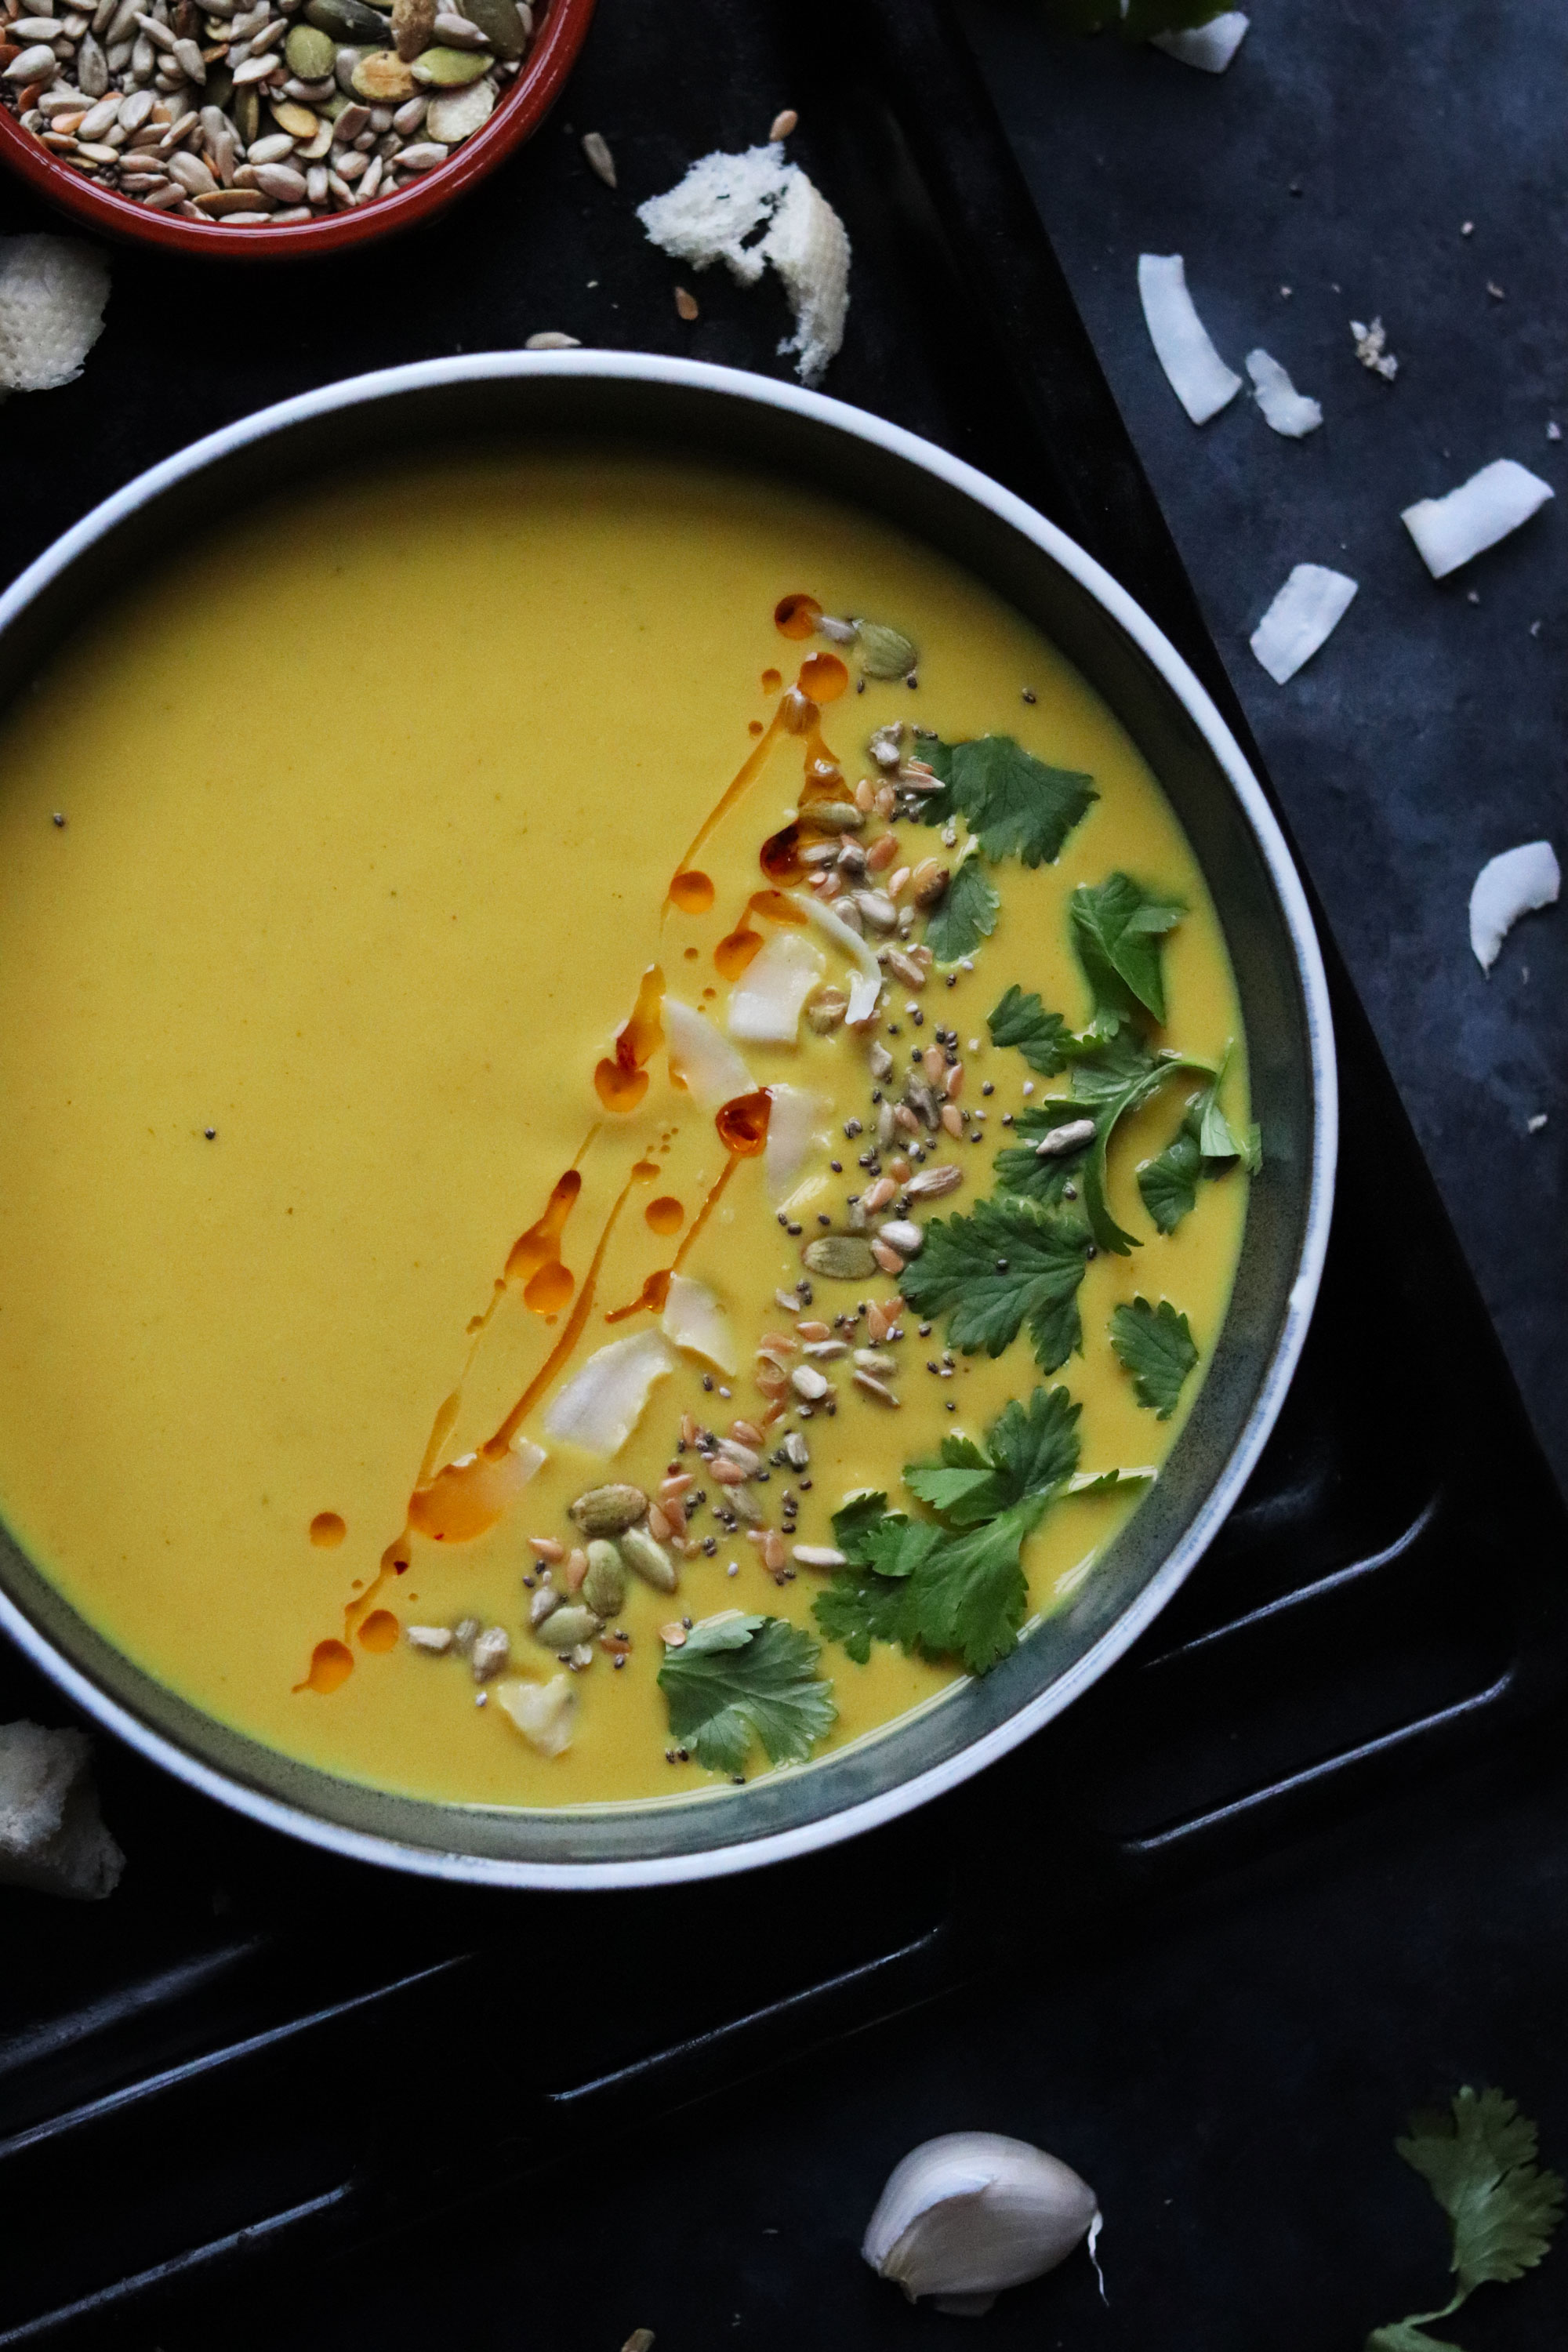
[580,125,614,184]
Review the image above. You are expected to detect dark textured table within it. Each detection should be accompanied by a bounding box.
[960,0,1567,1491]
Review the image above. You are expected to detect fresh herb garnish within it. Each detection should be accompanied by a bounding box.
[657,1613,837,1774]
[897,1194,1093,1372]
[816,1388,1083,1675]
[924,851,1000,963]
[1137,1053,1262,1235]
[1109,1295,1199,1419]
[995,1030,1214,1255]
[1069,872,1185,1031]
[988,984,1073,1075]
[920,735,1098,868]
[1365,2088,1564,2352]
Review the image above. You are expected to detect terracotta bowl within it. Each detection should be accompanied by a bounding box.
[0,0,595,260]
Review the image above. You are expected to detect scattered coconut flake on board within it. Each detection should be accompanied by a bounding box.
[1245,348,1323,437]
[661,1273,739,1374]
[0,235,110,394]
[0,1722,124,1900]
[1349,317,1398,381]
[637,142,851,384]
[765,1081,830,1200]
[1468,840,1560,971]
[543,1329,677,1457]
[1138,254,1241,425]
[664,996,757,1109]
[1528,1113,1549,1133]
[1402,459,1555,580]
[1150,11,1249,71]
[728,928,826,1044]
[1249,564,1359,683]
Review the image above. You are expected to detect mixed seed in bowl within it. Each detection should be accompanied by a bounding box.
[0,0,534,227]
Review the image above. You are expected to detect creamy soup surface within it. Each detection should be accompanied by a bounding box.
[0,451,1251,1809]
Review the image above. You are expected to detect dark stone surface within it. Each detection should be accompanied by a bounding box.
[960,0,1568,1490]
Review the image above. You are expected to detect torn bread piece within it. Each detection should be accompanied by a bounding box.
[637,143,851,385]
[1249,564,1358,683]
[1138,254,1241,425]
[1402,459,1555,580]
[1469,840,1560,971]
[0,236,110,394]
[1150,11,1249,71]
[0,1721,125,1900]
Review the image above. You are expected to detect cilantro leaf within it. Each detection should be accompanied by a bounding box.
[909,1509,1033,1673]
[658,1613,836,1774]
[812,1561,920,1664]
[907,1385,1083,1524]
[1069,873,1185,1030]
[988,985,1072,1076]
[898,1194,1091,1372]
[924,855,1000,962]
[921,735,1098,867]
[1364,2089,1564,2352]
[1398,2088,1566,2299]
[1065,1466,1156,1496]
[995,1036,1212,1255]
[831,1490,893,1561]
[1137,1094,1205,1234]
[1109,1296,1199,1418]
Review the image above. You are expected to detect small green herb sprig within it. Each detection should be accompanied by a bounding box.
[906,734,1098,960]
[658,1614,836,1776]
[1366,2088,1563,2352]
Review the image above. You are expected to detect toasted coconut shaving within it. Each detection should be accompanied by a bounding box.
[495,1675,578,1755]
[1402,458,1555,579]
[728,928,826,1043]
[1150,11,1249,71]
[1249,564,1358,684]
[1138,254,1241,426]
[662,1273,739,1373]
[664,996,757,1109]
[543,1329,677,1457]
[1245,348,1323,437]
[787,888,883,1022]
[1469,840,1560,971]
[765,1081,830,1201]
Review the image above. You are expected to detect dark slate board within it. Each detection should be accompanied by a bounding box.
[959,0,1568,1490]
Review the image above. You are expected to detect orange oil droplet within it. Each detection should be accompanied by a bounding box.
[594,1058,649,1112]
[669,869,715,914]
[673,1152,739,1269]
[358,1609,399,1653]
[632,1157,661,1178]
[309,1511,346,1548]
[622,963,666,1065]
[749,718,765,737]
[750,888,807,924]
[760,823,804,883]
[684,945,701,960]
[716,1090,771,1156]
[301,1639,353,1695]
[506,1168,583,1282]
[604,1265,673,1323]
[408,1457,506,1544]
[488,1171,637,1454]
[646,1195,684,1236]
[798,651,848,702]
[523,1258,575,1316]
[715,926,764,980]
[774,593,821,640]
[761,667,782,693]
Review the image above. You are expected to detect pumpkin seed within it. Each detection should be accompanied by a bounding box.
[581,1539,628,1617]
[303,0,390,38]
[569,1482,648,1537]
[283,20,335,72]
[619,1524,679,1592]
[451,0,521,55]
[804,801,864,834]
[410,38,488,81]
[802,1234,877,1279]
[858,622,919,680]
[535,1603,600,1652]
[424,67,489,137]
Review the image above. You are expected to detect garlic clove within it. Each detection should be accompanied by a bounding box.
[862,2132,1099,2313]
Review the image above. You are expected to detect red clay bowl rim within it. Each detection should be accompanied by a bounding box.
[0,0,595,260]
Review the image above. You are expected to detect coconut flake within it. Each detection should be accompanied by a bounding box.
[1245,348,1323,437]
[760,166,851,387]
[664,996,757,1109]
[495,1675,578,1756]
[1249,563,1359,684]
[765,1081,830,1201]
[728,929,826,1044]
[0,1721,124,1900]
[1138,254,1242,426]
[0,235,111,394]
[1150,11,1249,71]
[543,1329,676,1457]
[1402,459,1555,580]
[661,1273,739,1373]
[1468,840,1560,971]
[637,145,851,385]
[786,888,883,1022]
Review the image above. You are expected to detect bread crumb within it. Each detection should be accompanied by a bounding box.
[0,236,110,394]
[0,1720,124,1900]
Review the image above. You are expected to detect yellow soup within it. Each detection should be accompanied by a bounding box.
[0,450,1250,1808]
